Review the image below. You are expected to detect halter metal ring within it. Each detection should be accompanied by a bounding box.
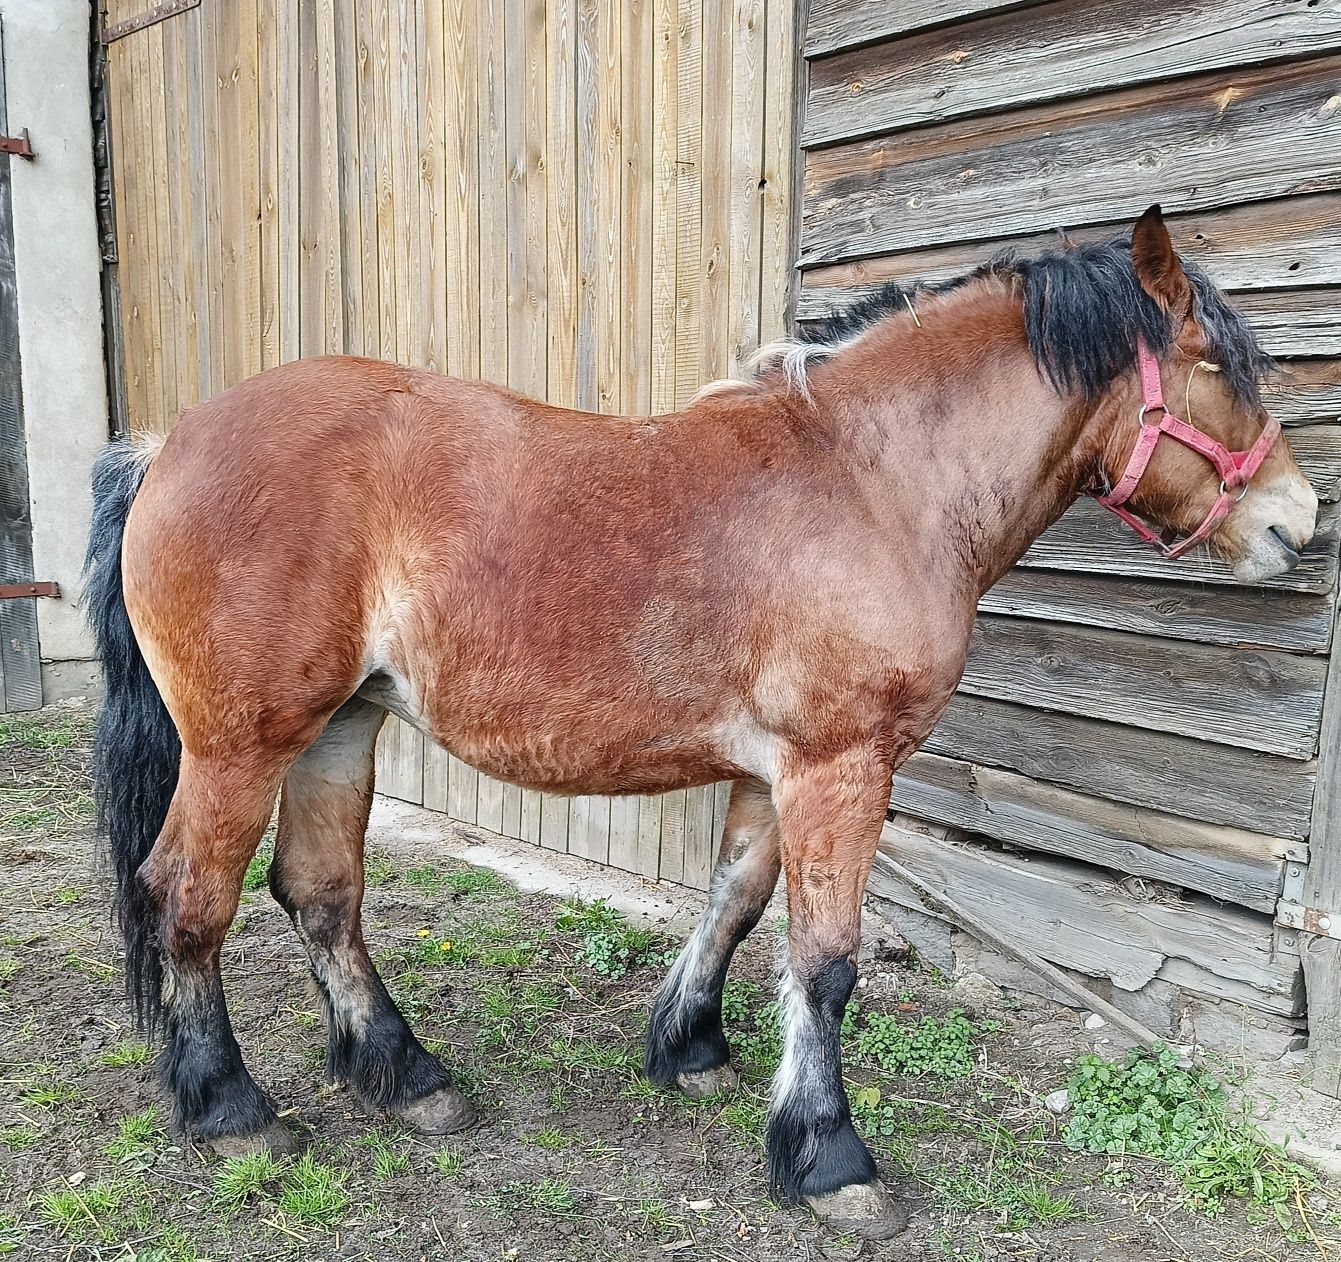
[1137,404,1168,427]
[1219,478,1250,502]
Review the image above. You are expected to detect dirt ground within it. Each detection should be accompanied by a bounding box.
[1,704,1336,1261]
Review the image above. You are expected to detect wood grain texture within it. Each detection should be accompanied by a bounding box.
[926,694,1316,840]
[979,568,1334,654]
[805,0,1341,147]
[805,0,1044,57]
[801,56,1341,266]
[961,614,1328,758]
[871,823,1304,1015]
[891,751,1290,913]
[798,193,1341,293]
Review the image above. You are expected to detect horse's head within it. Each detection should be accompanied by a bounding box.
[1093,206,1316,584]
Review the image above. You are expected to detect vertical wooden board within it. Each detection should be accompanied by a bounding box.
[637,795,663,879]
[198,7,226,396]
[333,0,364,356]
[726,0,764,373]
[315,0,344,355]
[144,25,180,425]
[388,0,418,361]
[376,718,425,804]
[477,0,509,385]
[477,772,506,834]
[712,780,732,852]
[417,0,447,373]
[682,785,716,889]
[444,0,482,378]
[540,792,570,853]
[353,2,381,359]
[698,0,730,384]
[501,783,524,839]
[160,19,199,410]
[586,794,612,866]
[276,0,301,363]
[548,0,579,406]
[608,794,643,873]
[104,42,145,428]
[575,0,599,409]
[595,0,622,412]
[256,0,282,371]
[620,0,654,414]
[758,0,795,340]
[238,0,264,376]
[130,30,165,425]
[447,754,479,825]
[650,0,678,411]
[520,787,544,844]
[423,741,452,813]
[371,0,398,359]
[660,788,688,884]
[672,0,702,405]
[569,794,593,859]
[297,0,321,357]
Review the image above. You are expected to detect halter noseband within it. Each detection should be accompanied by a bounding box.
[1093,338,1281,559]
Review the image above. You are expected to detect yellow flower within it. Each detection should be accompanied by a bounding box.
[439,941,452,952]
[417,929,430,939]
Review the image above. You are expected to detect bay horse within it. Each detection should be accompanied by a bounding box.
[85,206,1315,1238]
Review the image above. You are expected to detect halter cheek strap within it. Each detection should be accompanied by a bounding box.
[1094,338,1281,559]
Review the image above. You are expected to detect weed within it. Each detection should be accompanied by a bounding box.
[0,1214,21,1256]
[358,1128,411,1178]
[213,1151,285,1211]
[53,887,83,905]
[636,1198,686,1237]
[530,1126,574,1150]
[487,1178,579,1218]
[19,1071,80,1111]
[852,1007,990,1080]
[277,1154,350,1226]
[0,1127,38,1151]
[365,850,398,887]
[433,1144,465,1179]
[406,863,508,897]
[242,847,271,892]
[556,897,670,979]
[0,711,89,749]
[100,1039,152,1067]
[105,1106,166,1164]
[1064,1044,1312,1218]
[0,955,18,983]
[37,1180,124,1242]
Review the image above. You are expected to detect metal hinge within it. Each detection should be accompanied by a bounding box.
[1276,900,1341,942]
[0,581,59,600]
[0,128,33,158]
[101,0,201,44]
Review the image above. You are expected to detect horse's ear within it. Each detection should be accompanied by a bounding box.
[1131,204,1191,319]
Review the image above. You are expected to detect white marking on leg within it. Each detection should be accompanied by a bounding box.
[773,960,819,1114]
[293,915,374,1036]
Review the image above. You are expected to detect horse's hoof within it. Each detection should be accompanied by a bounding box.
[206,1119,303,1160]
[677,1063,739,1100]
[805,1180,909,1240]
[397,1085,479,1135]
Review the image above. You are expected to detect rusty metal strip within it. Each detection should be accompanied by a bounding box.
[0,129,32,159]
[0,581,59,601]
[101,0,200,44]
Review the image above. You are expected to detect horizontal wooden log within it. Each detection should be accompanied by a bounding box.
[927,694,1316,840]
[1265,360,1341,428]
[805,0,1044,58]
[805,0,1341,147]
[979,568,1334,653]
[891,750,1291,912]
[1235,288,1341,359]
[962,613,1326,758]
[798,193,1341,292]
[1021,498,1341,595]
[871,822,1305,1015]
[801,56,1341,266]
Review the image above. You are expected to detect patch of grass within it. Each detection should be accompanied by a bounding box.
[850,1006,992,1080]
[277,1154,350,1227]
[105,1105,166,1164]
[365,850,398,887]
[358,1128,412,1179]
[556,897,671,979]
[405,862,510,898]
[53,886,84,905]
[530,1125,574,1150]
[36,1179,125,1243]
[0,1213,23,1256]
[242,843,272,892]
[432,1144,465,1179]
[0,711,88,749]
[100,1039,152,1067]
[485,1177,579,1219]
[1064,1044,1314,1221]
[926,1161,1082,1230]
[635,1198,687,1237]
[0,1126,39,1151]
[18,1067,80,1112]
[213,1151,285,1212]
[0,955,19,983]
[142,1223,200,1262]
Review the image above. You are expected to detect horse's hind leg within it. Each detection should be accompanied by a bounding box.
[268,697,477,1135]
[142,754,294,1154]
[645,777,781,1097]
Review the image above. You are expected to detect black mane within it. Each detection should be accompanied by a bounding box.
[801,238,1272,407]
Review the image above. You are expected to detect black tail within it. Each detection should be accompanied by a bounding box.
[84,440,180,1035]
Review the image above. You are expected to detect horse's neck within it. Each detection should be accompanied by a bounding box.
[815,305,1100,594]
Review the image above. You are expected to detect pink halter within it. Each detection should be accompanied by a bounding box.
[1094,338,1280,559]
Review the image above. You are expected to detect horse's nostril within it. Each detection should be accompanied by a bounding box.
[1268,525,1302,566]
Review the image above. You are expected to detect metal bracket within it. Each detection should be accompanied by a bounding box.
[1276,900,1341,942]
[0,581,59,600]
[0,128,32,159]
[101,0,200,44]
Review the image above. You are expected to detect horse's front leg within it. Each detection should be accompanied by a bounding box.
[769,743,908,1239]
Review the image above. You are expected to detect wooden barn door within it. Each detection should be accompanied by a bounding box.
[797,0,1341,1059]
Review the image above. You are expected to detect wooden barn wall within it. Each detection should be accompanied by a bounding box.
[100,0,798,891]
[798,0,1341,1037]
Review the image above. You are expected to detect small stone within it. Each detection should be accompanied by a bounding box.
[1083,1013,1106,1031]
[1044,1089,1070,1115]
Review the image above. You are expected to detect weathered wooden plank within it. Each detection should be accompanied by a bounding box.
[422,742,451,813]
[476,770,505,834]
[416,0,446,373]
[650,0,678,411]
[962,614,1327,758]
[446,752,478,826]
[540,791,570,854]
[927,694,1316,840]
[352,2,381,359]
[506,0,548,393]
[660,787,688,883]
[682,784,716,889]
[672,0,703,405]
[608,794,643,874]
[806,0,1341,148]
[637,794,664,878]
[801,56,1341,267]
[891,751,1290,913]
[519,787,543,845]
[376,718,424,805]
[593,0,622,413]
[725,0,764,376]
[548,0,579,406]
[1266,360,1341,428]
[698,0,730,386]
[798,193,1341,294]
[501,783,523,838]
[870,823,1304,1016]
[620,0,654,412]
[759,0,797,342]
[1022,498,1341,595]
[1236,288,1341,359]
[478,0,509,386]
[980,568,1334,654]
[390,0,417,361]
[805,0,1043,58]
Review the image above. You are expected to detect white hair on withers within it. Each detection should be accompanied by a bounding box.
[689,332,868,406]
